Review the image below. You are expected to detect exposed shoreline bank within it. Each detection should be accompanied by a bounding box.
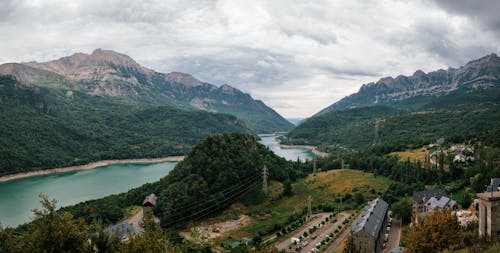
[278,143,329,158]
[0,156,185,183]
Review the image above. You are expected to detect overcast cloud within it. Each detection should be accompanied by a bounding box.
[0,0,499,118]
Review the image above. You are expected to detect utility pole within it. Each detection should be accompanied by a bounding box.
[307,195,313,220]
[262,165,268,196]
[313,156,317,175]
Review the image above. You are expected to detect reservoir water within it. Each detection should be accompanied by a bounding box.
[259,135,314,162]
[0,136,313,227]
[0,162,176,228]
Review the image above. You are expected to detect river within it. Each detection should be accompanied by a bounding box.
[0,136,313,228]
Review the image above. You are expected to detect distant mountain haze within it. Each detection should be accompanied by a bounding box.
[0,49,293,133]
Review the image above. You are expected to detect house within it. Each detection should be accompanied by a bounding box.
[476,191,500,241]
[453,154,466,163]
[351,198,389,253]
[436,138,445,145]
[424,196,458,213]
[412,189,447,224]
[108,221,137,242]
[486,178,500,192]
[241,237,251,246]
[142,193,158,217]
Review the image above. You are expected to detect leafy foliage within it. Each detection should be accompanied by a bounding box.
[406,209,464,253]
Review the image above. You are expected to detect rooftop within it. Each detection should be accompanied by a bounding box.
[143,193,158,206]
[413,189,447,203]
[486,178,500,192]
[351,198,389,238]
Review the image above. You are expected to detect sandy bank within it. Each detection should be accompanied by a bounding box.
[0,156,184,183]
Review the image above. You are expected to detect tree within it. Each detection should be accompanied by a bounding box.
[406,209,464,253]
[23,194,91,253]
[353,192,365,205]
[391,198,412,224]
[283,180,293,196]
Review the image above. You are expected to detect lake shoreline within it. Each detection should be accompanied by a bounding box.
[271,137,329,158]
[0,156,184,183]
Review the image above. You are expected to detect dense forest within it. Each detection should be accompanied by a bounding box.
[284,87,500,152]
[61,133,307,227]
[0,75,251,176]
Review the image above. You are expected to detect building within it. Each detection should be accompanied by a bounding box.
[351,198,389,253]
[108,221,137,242]
[412,189,447,224]
[476,191,500,241]
[424,196,458,213]
[486,178,500,192]
[142,193,158,217]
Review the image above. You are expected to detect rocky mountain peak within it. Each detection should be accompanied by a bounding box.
[165,72,203,87]
[316,52,500,115]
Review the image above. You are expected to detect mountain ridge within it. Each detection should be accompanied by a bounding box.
[316,53,500,115]
[0,49,292,133]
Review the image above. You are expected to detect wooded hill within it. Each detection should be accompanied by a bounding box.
[287,53,500,152]
[0,75,250,176]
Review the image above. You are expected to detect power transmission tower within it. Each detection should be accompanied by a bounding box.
[307,195,312,220]
[262,165,268,196]
[313,156,317,175]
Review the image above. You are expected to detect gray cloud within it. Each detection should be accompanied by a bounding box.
[432,0,500,35]
[0,0,498,117]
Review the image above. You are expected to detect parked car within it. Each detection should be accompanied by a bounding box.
[384,233,389,242]
[386,226,390,232]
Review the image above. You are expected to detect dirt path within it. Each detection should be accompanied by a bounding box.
[0,156,184,183]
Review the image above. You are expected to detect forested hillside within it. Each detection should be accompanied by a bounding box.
[62,133,306,226]
[285,88,500,152]
[0,75,250,176]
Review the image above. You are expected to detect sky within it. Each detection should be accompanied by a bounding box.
[0,0,499,118]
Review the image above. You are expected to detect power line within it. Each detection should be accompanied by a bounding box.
[163,179,261,227]
[166,174,262,212]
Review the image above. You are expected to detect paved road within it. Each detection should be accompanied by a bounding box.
[276,212,349,253]
[383,219,402,253]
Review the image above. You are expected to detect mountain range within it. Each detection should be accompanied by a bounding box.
[0,49,293,133]
[316,53,500,115]
[286,53,500,151]
[0,49,294,176]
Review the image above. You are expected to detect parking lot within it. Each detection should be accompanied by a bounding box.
[276,212,349,253]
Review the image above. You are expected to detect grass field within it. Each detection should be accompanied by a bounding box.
[390,147,428,163]
[207,169,392,245]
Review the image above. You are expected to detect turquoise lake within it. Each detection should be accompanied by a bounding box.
[0,135,313,227]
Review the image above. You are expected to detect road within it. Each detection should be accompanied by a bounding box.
[383,219,402,253]
[126,209,144,234]
[276,212,349,253]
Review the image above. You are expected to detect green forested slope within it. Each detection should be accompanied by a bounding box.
[62,133,306,226]
[285,88,500,151]
[0,75,250,176]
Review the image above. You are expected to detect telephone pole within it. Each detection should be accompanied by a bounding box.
[262,165,268,196]
[307,195,312,220]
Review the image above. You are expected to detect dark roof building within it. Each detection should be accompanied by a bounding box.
[351,198,389,253]
[413,189,447,203]
[486,178,500,192]
[142,193,158,207]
